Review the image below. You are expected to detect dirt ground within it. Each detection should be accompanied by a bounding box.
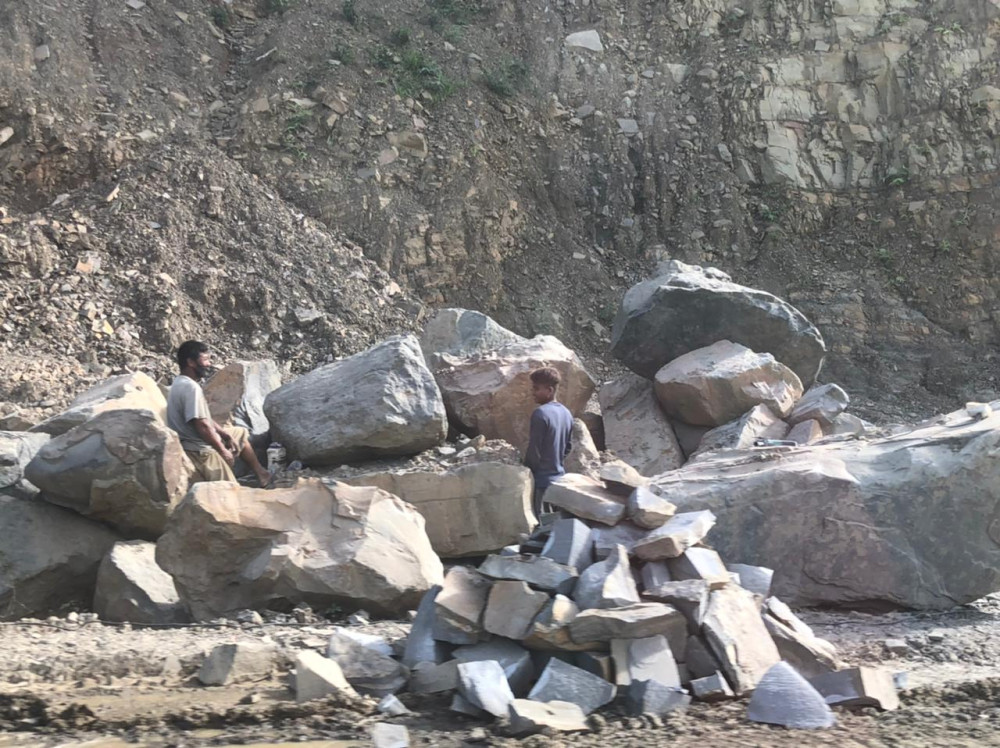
[2,594,1000,748]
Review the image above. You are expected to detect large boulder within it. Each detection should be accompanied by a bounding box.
[203,360,282,471]
[433,336,596,454]
[610,261,825,385]
[156,478,444,620]
[0,431,49,498]
[598,374,684,476]
[420,308,525,364]
[25,409,192,539]
[654,341,803,428]
[651,404,1000,609]
[263,335,447,466]
[341,462,535,557]
[0,495,120,620]
[93,540,189,624]
[31,372,167,436]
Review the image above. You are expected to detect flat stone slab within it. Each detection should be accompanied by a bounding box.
[667,547,730,587]
[690,672,735,702]
[748,662,836,729]
[371,723,410,748]
[528,658,616,715]
[569,603,687,647]
[199,643,277,686]
[483,580,550,640]
[642,579,710,632]
[544,474,628,526]
[703,586,780,694]
[633,511,716,561]
[612,635,681,688]
[509,699,589,735]
[627,680,691,716]
[478,554,578,595]
[726,563,773,598]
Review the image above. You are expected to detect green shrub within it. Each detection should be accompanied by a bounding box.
[342,0,358,25]
[482,58,529,97]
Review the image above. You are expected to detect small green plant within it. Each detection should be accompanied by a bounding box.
[342,0,358,25]
[482,57,529,97]
[938,239,953,255]
[263,0,292,15]
[885,166,909,187]
[396,50,457,100]
[442,24,463,44]
[331,40,355,64]
[210,5,230,28]
[390,27,412,47]
[427,0,482,28]
[370,44,396,69]
[953,208,973,227]
[875,246,893,267]
[284,105,312,135]
[934,21,964,35]
[757,202,780,223]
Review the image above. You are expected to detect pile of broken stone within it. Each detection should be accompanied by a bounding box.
[3,260,1000,736]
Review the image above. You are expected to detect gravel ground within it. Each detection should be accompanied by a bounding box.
[2,595,1000,747]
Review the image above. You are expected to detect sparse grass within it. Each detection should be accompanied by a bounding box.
[875,246,894,268]
[442,24,463,44]
[938,239,953,255]
[935,21,964,35]
[210,5,230,28]
[331,40,355,65]
[396,49,457,100]
[369,44,396,69]
[284,105,312,135]
[427,0,483,29]
[482,57,529,97]
[390,27,412,47]
[885,166,909,187]
[342,0,358,25]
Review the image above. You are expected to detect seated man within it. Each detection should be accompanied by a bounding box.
[524,366,573,517]
[167,340,272,487]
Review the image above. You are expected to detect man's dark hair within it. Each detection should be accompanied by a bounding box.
[530,367,562,388]
[176,340,209,370]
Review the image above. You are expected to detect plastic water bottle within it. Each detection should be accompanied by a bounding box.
[267,442,287,473]
[753,439,798,448]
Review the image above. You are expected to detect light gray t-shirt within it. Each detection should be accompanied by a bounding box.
[167,375,213,453]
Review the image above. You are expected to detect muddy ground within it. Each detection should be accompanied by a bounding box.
[2,594,1000,748]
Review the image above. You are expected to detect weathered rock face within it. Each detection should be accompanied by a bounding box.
[341,462,534,558]
[0,494,120,621]
[654,341,804,428]
[653,404,1000,609]
[692,405,789,458]
[420,308,525,365]
[31,372,167,436]
[263,335,447,466]
[93,540,188,624]
[611,263,825,386]
[433,336,596,454]
[25,409,192,539]
[203,360,282,456]
[0,431,49,498]
[598,373,684,476]
[156,479,444,620]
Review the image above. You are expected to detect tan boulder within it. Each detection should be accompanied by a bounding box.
[598,373,684,476]
[653,341,803,427]
[31,372,167,436]
[25,409,192,539]
[203,360,282,462]
[433,336,596,454]
[564,419,601,477]
[341,462,534,557]
[156,479,443,620]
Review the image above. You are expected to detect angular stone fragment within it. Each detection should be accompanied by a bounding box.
[633,511,716,561]
[156,479,443,620]
[327,629,409,696]
[576,652,612,681]
[667,548,730,588]
[508,699,589,735]
[26,409,192,539]
[450,692,488,717]
[599,461,648,495]
[370,723,410,748]
[484,581,550,640]
[295,650,359,703]
[702,586,781,694]
[31,372,167,436]
[627,486,676,529]
[692,404,789,457]
[726,563,773,598]
[654,341,803,427]
[626,680,691,715]
[420,308,525,366]
[685,636,720,679]
[573,545,639,611]
[787,419,824,446]
[590,522,647,559]
[564,29,603,51]
[457,660,515,717]
[544,474,627,526]
[643,580,710,633]
[409,660,459,693]
[523,594,597,652]
[0,431,49,498]
[788,384,849,426]
[402,585,449,667]
[611,261,825,385]
[199,642,278,686]
[541,517,593,572]
[454,640,534,696]
[528,658,616,715]
[830,412,867,436]
[690,672,735,702]
[93,540,188,624]
[639,561,672,592]
[479,554,577,595]
[763,597,841,678]
[565,419,602,477]
[569,603,687,647]
[433,566,491,644]
[264,335,447,465]
[748,662,836,729]
[809,667,899,711]
[598,373,684,476]
[613,635,681,688]
[0,495,120,621]
[343,462,534,557]
[433,336,596,453]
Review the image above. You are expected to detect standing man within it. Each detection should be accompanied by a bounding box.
[524,367,573,517]
[167,340,272,487]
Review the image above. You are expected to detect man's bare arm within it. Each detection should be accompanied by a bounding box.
[192,418,235,465]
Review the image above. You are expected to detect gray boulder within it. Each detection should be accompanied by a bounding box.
[25,409,192,539]
[420,308,525,365]
[788,383,850,427]
[652,403,1000,609]
[263,335,447,466]
[1,495,120,620]
[598,373,684,476]
[691,405,789,458]
[31,372,167,436]
[93,540,188,624]
[610,261,825,385]
[0,431,49,498]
